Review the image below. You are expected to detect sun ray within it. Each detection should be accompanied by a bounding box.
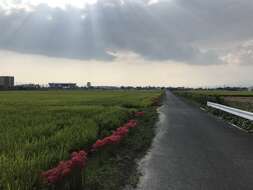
[0,0,98,10]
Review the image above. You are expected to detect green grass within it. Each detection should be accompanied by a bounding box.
[174,89,253,131]
[84,107,158,190]
[173,89,253,107]
[0,90,161,190]
[180,90,253,97]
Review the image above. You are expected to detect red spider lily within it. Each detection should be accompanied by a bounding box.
[104,134,122,144]
[71,150,87,168]
[47,175,59,184]
[113,126,129,137]
[61,168,71,177]
[91,139,108,151]
[91,120,137,151]
[42,119,139,184]
[42,150,87,184]
[124,119,138,129]
[91,134,123,151]
[135,111,145,117]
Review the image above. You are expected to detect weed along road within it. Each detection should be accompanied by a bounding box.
[136,90,253,190]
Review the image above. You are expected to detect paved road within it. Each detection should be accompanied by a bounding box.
[136,91,253,190]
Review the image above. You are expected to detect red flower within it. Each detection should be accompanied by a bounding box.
[104,135,122,144]
[79,150,87,157]
[42,150,87,184]
[61,168,71,177]
[47,175,58,184]
[91,139,107,151]
[124,120,138,129]
[71,150,87,168]
[135,111,145,117]
[113,126,129,137]
[42,118,140,184]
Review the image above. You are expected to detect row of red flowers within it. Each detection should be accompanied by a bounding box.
[42,112,144,185]
[42,150,87,184]
[91,119,138,151]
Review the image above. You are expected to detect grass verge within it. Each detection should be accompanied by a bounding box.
[174,90,253,132]
[83,107,158,190]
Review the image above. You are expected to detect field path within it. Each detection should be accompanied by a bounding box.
[136,90,253,190]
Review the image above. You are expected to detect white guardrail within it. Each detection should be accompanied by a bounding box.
[207,101,253,121]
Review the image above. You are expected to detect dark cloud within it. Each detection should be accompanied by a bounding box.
[0,0,253,64]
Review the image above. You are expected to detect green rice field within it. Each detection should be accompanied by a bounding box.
[0,90,161,190]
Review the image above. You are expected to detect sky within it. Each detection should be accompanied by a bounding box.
[0,0,253,87]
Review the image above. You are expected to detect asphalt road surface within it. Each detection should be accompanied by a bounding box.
[136,91,253,190]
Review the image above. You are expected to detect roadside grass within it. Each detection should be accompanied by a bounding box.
[182,90,253,97]
[0,90,161,190]
[174,90,253,132]
[83,107,158,190]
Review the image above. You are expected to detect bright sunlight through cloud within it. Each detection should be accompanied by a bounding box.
[0,0,98,10]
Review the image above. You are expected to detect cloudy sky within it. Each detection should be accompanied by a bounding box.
[0,0,253,87]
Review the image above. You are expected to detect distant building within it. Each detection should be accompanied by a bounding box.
[87,82,92,88]
[95,86,119,90]
[48,83,77,89]
[0,76,14,89]
[15,84,40,90]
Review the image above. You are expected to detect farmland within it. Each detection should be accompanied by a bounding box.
[0,90,162,190]
[173,90,253,110]
[177,90,253,97]
[174,89,253,131]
